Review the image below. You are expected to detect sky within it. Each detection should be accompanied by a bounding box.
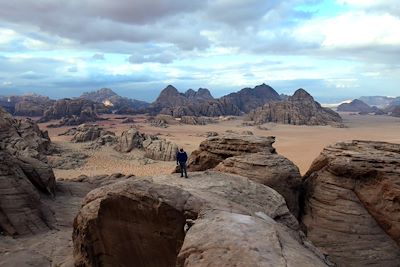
[0,0,399,102]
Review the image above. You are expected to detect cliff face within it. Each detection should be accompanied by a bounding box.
[0,108,55,236]
[302,140,400,266]
[248,89,343,126]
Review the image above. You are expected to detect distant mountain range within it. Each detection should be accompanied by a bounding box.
[1,84,399,124]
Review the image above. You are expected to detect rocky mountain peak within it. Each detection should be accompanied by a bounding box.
[290,88,314,101]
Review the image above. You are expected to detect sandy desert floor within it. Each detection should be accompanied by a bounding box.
[42,113,400,178]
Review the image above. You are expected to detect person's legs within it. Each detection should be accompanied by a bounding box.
[183,163,188,178]
[179,162,184,177]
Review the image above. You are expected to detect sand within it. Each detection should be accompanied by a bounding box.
[43,113,400,178]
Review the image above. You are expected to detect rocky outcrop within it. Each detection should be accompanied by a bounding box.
[390,105,400,117]
[337,99,380,113]
[220,83,281,113]
[180,116,216,125]
[0,108,56,236]
[187,134,276,171]
[71,124,115,143]
[116,128,178,161]
[0,94,53,117]
[215,152,302,217]
[0,108,52,160]
[149,85,240,117]
[302,140,400,266]
[38,98,101,125]
[73,171,330,267]
[248,89,343,126]
[188,133,301,216]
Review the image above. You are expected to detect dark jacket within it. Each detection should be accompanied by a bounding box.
[176,151,188,163]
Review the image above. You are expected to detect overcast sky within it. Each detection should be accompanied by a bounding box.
[0,0,399,102]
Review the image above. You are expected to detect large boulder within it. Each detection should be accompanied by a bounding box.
[0,150,55,236]
[0,108,56,236]
[187,134,276,171]
[73,171,330,266]
[0,108,52,160]
[248,89,343,126]
[302,140,400,266]
[71,124,116,143]
[215,152,302,217]
[116,128,178,161]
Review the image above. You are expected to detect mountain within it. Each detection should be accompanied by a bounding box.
[149,83,281,117]
[80,88,149,113]
[220,83,281,113]
[0,94,53,116]
[248,88,343,126]
[337,99,381,113]
[358,96,399,108]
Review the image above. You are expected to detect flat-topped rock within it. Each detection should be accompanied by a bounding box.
[73,171,330,266]
[188,134,276,171]
[302,140,400,266]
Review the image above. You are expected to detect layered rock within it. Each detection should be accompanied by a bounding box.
[302,140,400,266]
[215,152,302,217]
[0,108,52,160]
[180,116,216,125]
[187,134,276,171]
[38,98,101,125]
[73,171,329,266]
[116,128,178,161]
[71,124,116,143]
[184,88,214,100]
[0,94,53,117]
[337,99,380,113]
[248,89,343,126]
[0,108,56,236]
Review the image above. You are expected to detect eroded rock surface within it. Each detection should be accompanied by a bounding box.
[215,152,302,217]
[248,89,343,126]
[188,133,276,171]
[0,108,56,236]
[73,171,329,267]
[116,128,178,161]
[302,140,400,266]
[71,124,115,143]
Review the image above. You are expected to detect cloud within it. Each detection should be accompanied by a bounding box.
[92,53,105,60]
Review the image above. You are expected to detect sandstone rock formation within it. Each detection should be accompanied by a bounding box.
[73,171,330,266]
[248,89,343,126]
[302,140,400,266]
[337,99,381,113]
[80,88,149,113]
[187,134,276,171]
[0,108,52,160]
[116,128,178,161]
[149,85,240,117]
[215,151,302,217]
[180,116,216,125]
[71,124,116,143]
[38,98,101,126]
[219,83,281,113]
[187,133,301,216]
[0,108,56,236]
[0,94,53,117]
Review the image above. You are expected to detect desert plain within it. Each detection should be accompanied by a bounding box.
[40,112,400,178]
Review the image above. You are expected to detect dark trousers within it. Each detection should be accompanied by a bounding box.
[179,162,188,178]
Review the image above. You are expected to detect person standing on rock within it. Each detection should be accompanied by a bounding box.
[176,148,188,178]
